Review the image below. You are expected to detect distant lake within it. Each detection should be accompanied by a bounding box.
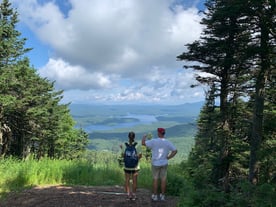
[70,103,203,134]
[84,114,157,132]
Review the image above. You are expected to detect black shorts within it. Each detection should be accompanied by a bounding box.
[124,169,139,174]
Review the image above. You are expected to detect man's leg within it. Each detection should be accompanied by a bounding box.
[160,165,168,201]
[161,177,166,194]
[151,165,159,201]
[153,178,158,195]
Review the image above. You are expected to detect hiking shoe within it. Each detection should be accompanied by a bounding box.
[131,194,137,201]
[160,194,165,201]
[151,194,158,201]
[126,193,132,200]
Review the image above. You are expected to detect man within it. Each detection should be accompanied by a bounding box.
[141,128,177,201]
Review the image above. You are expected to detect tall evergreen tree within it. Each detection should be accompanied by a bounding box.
[177,0,275,205]
[0,0,31,66]
[246,0,275,184]
[0,0,88,159]
[177,0,252,191]
[0,0,31,155]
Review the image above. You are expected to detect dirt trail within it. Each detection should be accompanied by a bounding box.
[0,185,179,207]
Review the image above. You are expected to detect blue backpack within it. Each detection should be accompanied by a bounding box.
[124,142,138,168]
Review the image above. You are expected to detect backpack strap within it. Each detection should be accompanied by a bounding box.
[125,142,137,147]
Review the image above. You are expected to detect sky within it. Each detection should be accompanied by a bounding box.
[10,0,207,105]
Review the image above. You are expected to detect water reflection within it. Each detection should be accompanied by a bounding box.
[84,114,157,132]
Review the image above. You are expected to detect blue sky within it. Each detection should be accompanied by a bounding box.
[11,0,207,105]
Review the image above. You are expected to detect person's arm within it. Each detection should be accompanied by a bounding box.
[141,134,147,146]
[137,144,142,159]
[167,149,177,160]
[120,144,124,157]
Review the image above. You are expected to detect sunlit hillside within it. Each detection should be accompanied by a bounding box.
[69,102,203,161]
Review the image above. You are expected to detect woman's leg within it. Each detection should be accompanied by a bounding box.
[125,172,130,196]
[132,171,139,194]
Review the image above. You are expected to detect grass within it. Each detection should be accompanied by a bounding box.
[1,151,184,199]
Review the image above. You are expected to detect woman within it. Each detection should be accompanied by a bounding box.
[121,131,142,200]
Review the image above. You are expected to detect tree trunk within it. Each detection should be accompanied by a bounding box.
[249,13,270,184]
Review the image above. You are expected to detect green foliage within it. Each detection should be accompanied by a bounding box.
[0,0,31,66]
[0,0,89,159]
[166,165,186,196]
[0,153,122,197]
[177,0,275,205]
[142,132,152,161]
[0,151,187,201]
[178,167,276,207]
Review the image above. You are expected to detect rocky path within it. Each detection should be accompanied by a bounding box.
[0,185,179,207]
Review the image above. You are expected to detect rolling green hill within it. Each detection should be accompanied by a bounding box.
[69,102,203,160]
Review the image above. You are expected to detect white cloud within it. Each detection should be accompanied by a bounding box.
[60,69,206,105]
[12,0,205,104]
[39,58,115,90]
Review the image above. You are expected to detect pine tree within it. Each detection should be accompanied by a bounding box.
[0,0,31,155]
[0,0,31,66]
[0,0,89,159]
[246,0,275,184]
[177,0,252,191]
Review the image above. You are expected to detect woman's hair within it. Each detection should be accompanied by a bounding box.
[128,131,135,141]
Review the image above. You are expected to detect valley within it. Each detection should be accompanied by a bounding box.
[69,102,203,161]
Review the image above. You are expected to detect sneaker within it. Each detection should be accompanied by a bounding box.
[160,194,165,201]
[131,194,137,201]
[126,193,132,200]
[151,194,158,201]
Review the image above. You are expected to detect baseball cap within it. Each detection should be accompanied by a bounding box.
[157,128,165,134]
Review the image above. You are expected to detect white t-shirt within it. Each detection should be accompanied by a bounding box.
[145,138,177,166]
